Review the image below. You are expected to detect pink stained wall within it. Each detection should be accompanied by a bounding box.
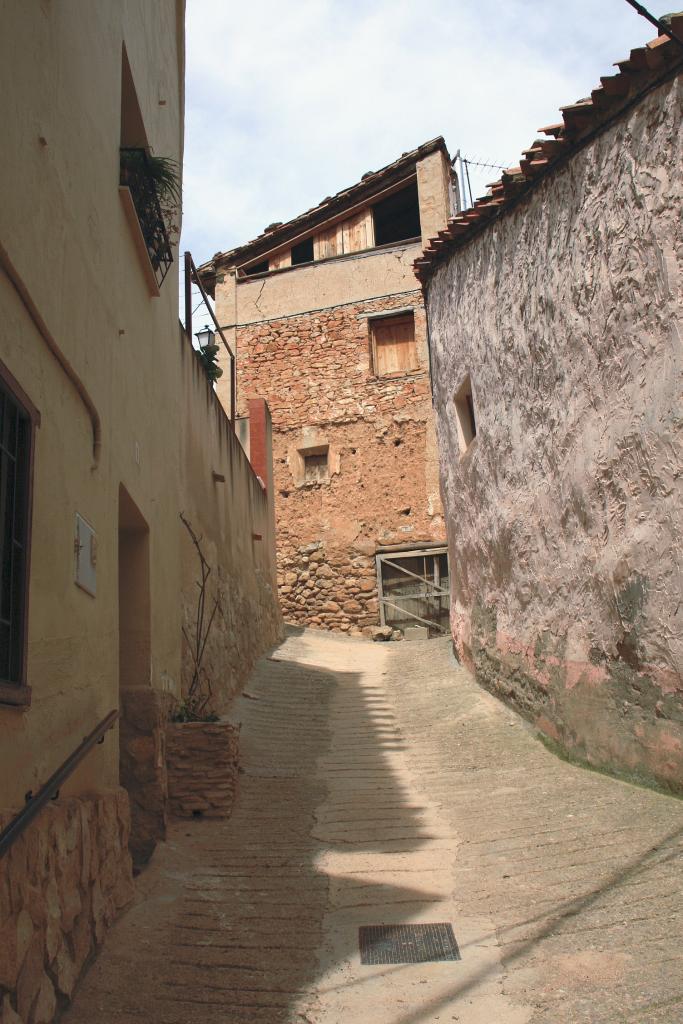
[426,74,683,793]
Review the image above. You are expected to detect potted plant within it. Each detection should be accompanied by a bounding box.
[166,513,240,818]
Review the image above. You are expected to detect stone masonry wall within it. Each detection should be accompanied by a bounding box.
[166,722,239,818]
[427,75,683,792]
[0,790,133,1024]
[236,291,445,632]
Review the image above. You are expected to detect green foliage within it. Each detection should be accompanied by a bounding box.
[171,696,220,724]
[120,149,181,207]
[146,154,182,208]
[120,148,182,246]
[197,343,223,384]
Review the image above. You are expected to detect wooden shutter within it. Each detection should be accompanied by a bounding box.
[342,209,374,254]
[372,314,417,376]
[269,249,291,270]
[314,224,342,260]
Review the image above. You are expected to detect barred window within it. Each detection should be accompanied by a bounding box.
[0,370,36,697]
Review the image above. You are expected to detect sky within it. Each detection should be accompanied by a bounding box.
[180,0,663,274]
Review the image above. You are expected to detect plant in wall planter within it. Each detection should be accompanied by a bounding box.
[166,513,240,819]
[120,148,182,247]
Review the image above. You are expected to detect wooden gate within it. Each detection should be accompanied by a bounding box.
[375,546,450,636]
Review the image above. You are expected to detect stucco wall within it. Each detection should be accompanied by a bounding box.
[179,341,282,709]
[427,75,683,792]
[0,0,185,808]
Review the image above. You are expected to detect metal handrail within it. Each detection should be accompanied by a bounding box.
[184,251,236,426]
[0,709,118,859]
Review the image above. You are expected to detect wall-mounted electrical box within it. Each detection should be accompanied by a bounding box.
[74,513,97,597]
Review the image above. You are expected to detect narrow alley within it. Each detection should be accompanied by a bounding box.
[64,630,683,1024]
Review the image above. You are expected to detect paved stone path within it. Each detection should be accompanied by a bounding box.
[64,629,683,1024]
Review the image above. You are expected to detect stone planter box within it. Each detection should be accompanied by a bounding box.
[165,721,239,818]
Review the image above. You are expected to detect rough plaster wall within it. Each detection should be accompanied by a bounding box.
[236,293,445,631]
[427,76,683,791]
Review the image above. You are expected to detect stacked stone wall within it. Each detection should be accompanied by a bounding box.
[166,722,239,818]
[0,791,133,1024]
[236,291,445,632]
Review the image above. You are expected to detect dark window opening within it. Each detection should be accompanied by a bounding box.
[304,451,328,484]
[454,375,477,453]
[372,182,421,247]
[120,45,148,149]
[0,381,32,686]
[465,393,477,436]
[291,238,314,266]
[244,259,269,276]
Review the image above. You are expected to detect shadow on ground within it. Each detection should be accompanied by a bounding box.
[63,631,683,1024]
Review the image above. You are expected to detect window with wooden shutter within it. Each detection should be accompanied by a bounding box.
[371,313,418,377]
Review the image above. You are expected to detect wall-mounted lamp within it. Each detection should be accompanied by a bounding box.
[195,324,215,350]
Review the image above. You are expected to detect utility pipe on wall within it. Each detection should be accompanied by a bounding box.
[0,238,102,465]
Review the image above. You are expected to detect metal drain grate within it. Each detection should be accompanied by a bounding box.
[359,923,461,965]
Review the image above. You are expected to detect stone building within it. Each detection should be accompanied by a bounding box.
[417,21,683,792]
[200,139,456,634]
[0,4,280,1021]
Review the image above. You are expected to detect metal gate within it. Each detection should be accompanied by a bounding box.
[375,546,450,636]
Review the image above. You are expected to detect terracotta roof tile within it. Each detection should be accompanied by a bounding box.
[414,24,683,286]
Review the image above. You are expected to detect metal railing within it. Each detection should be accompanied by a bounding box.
[120,148,173,288]
[0,709,118,859]
[184,252,236,426]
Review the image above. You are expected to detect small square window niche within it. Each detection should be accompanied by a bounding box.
[303,448,329,484]
[453,374,477,454]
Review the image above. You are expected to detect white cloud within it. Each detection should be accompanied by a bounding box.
[180,0,661,265]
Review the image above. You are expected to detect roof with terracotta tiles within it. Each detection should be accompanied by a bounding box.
[199,136,449,286]
[414,16,683,286]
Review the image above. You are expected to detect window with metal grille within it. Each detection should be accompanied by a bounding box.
[0,379,33,689]
[370,312,418,377]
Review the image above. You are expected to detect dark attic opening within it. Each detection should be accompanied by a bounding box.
[372,181,421,246]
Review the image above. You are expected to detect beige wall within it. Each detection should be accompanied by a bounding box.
[0,0,185,809]
[179,338,281,712]
[0,0,281,796]
[427,75,683,792]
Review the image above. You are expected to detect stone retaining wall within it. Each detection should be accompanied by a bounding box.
[166,722,239,818]
[119,688,174,868]
[0,790,133,1024]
